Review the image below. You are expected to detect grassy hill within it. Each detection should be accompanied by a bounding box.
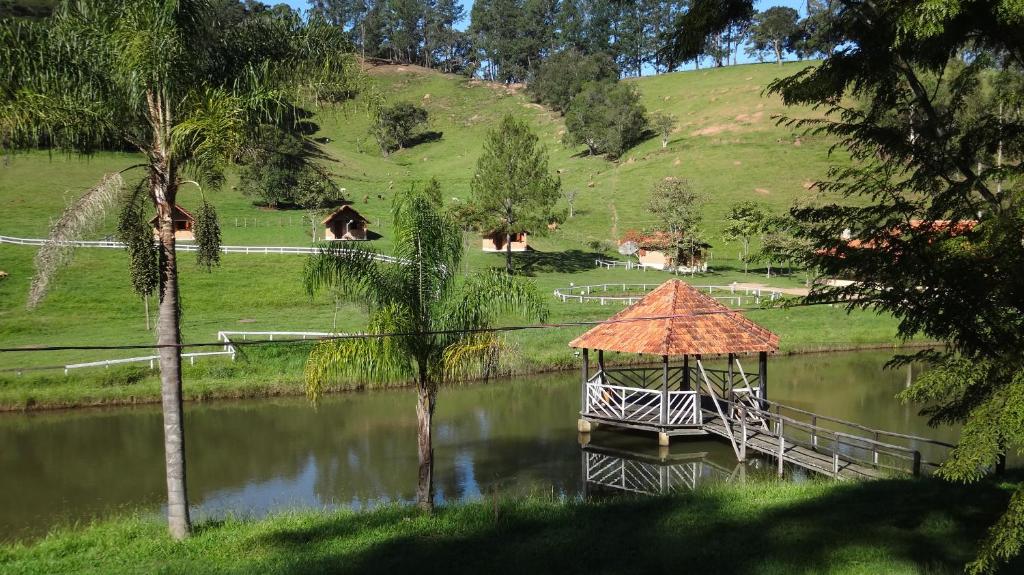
[0,61,907,408]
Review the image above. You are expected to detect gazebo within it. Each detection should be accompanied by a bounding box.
[570,279,779,446]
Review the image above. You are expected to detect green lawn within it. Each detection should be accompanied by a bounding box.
[0,61,911,409]
[1,476,1020,574]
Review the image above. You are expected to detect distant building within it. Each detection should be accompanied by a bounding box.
[323,205,369,241]
[150,204,195,240]
[620,230,709,273]
[482,231,528,252]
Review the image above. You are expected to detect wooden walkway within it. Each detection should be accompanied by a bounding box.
[702,413,889,480]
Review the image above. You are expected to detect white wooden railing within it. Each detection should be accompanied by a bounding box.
[554,282,783,307]
[0,235,407,264]
[585,379,700,426]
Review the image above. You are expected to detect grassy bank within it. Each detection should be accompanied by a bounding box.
[1,476,1019,574]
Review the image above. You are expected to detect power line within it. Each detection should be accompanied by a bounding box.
[0,306,790,354]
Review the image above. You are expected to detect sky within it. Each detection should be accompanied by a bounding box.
[278,0,812,69]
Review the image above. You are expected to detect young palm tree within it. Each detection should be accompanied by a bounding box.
[1,2,357,539]
[303,183,549,510]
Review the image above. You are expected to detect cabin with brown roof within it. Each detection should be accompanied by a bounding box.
[571,279,778,445]
[620,230,709,273]
[482,231,528,252]
[323,205,369,241]
[150,205,195,240]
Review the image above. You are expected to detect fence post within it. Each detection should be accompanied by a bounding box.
[873,431,880,466]
[777,418,785,476]
[811,415,818,448]
[739,407,747,461]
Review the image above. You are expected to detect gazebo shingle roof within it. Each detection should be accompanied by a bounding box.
[569,279,779,356]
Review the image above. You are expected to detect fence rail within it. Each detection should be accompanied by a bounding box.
[594,258,708,274]
[0,235,406,264]
[554,283,783,307]
[5,330,344,376]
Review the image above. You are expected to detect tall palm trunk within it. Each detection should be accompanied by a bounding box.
[415,376,434,511]
[154,172,191,540]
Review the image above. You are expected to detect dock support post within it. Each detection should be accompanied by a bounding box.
[577,419,592,433]
[661,355,669,425]
[758,351,768,409]
[658,432,670,446]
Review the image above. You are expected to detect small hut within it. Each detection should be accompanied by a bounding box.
[323,205,369,241]
[150,204,195,240]
[482,231,528,252]
[570,279,778,445]
[620,230,709,273]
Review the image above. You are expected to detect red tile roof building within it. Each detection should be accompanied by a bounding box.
[570,279,778,356]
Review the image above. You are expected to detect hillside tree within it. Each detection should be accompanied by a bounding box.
[466,114,562,273]
[723,201,768,273]
[750,6,800,64]
[564,81,649,159]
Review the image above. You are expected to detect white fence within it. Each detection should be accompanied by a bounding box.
[2,330,342,376]
[553,283,783,307]
[595,258,708,274]
[0,235,406,264]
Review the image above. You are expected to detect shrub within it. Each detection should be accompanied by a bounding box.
[564,81,649,159]
[371,102,429,155]
[239,125,344,209]
[528,49,619,115]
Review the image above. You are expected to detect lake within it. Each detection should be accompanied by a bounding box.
[0,350,960,542]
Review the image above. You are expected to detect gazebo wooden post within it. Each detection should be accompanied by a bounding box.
[659,354,670,446]
[727,353,735,402]
[597,350,605,383]
[758,351,768,408]
[579,349,591,433]
[682,355,690,391]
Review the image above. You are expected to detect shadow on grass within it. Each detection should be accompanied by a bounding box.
[511,249,606,275]
[252,476,1022,575]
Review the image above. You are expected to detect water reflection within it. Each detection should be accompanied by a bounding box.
[582,445,739,497]
[0,350,962,542]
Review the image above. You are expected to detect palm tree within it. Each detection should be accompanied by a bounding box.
[1,2,357,539]
[303,183,549,510]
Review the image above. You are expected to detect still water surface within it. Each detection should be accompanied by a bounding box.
[0,350,959,542]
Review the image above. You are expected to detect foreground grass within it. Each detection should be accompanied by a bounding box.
[2,477,1020,574]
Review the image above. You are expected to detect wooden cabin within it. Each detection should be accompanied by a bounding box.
[571,279,778,446]
[620,230,709,273]
[482,231,528,252]
[323,205,369,241]
[150,205,195,240]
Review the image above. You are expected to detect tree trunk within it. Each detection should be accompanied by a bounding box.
[774,40,782,65]
[505,233,514,274]
[156,193,191,540]
[415,379,434,511]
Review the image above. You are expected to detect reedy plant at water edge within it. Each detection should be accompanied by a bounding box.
[303,182,549,511]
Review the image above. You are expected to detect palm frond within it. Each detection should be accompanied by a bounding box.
[304,304,414,401]
[440,334,506,383]
[28,172,125,309]
[442,270,550,335]
[302,241,391,302]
